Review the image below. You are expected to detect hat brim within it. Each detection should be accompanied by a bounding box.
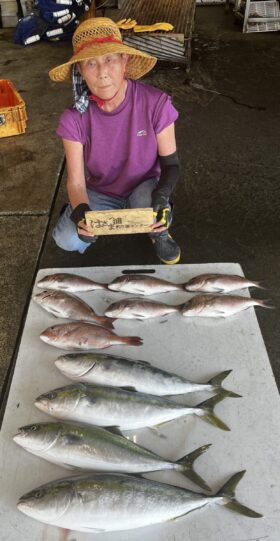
[49,42,157,82]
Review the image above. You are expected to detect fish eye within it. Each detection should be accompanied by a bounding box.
[31,425,38,431]
[34,490,44,499]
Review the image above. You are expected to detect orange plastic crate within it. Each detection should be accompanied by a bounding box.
[0,80,27,138]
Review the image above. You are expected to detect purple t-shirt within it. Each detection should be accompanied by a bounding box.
[57,79,178,198]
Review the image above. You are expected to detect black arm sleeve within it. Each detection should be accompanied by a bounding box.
[70,203,91,226]
[151,151,180,210]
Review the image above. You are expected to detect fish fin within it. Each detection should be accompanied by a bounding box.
[154,420,171,429]
[213,287,225,293]
[47,307,62,317]
[120,386,137,392]
[197,392,235,431]
[176,444,212,491]
[216,470,263,518]
[64,434,83,445]
[132,313,146,319]
[214,310,227,317]
[106,426,124,437]
[208,370,241,398]
[98,317,116,330]
[136,360,151,366]
[133,288,146,294]
[64,463,83,470]
[256,299,275,310]
[252,280,267,290]
[123,336,143,346]
[183,280,201,292]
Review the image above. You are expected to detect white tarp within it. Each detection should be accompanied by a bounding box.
[0,263,280,540]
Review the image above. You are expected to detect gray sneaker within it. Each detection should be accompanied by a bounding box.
[150,232,181,265]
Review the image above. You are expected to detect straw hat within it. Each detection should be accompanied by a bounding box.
[49,17,157,82]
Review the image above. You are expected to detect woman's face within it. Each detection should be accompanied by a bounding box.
[78,53,129,98]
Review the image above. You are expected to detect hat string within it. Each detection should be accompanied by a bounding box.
[74,35,123,56]
[89,92,119,108]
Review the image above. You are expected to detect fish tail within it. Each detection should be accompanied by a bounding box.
[176,444,212,491]
[208,370,241,398]
[122,336,143,346]
[256,298,275,310]
[197,391,234,431]
[252,280,267,290]
[216,470,263,518]
[96,317,116,330]
[177,283,186,291]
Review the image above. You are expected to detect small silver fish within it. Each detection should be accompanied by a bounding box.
[40,322,142,350]
[105,298,179,320]
[13,421,211,491]
[181,294,273,318]
[108,274,185,295]
[17,471,262,532]
[37,273,107,292]
[35,383,234,431]
[34,290,114,329]
[184,273,264,293]
[55,352,240,398]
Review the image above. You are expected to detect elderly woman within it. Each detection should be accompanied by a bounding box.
[49,17,181,264]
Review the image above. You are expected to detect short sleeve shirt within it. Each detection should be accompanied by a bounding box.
[57,79,179,198]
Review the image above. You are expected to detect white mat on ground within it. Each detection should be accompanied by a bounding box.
[0,263,279,541]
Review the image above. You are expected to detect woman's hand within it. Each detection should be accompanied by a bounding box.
[151,205,173,233]
[76,219,97,243]
[151,221,167,234]
[70,203,96,243]
[151,212,168,234]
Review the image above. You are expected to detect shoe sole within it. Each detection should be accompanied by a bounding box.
[159,253,181,265]
[151,238,181,265]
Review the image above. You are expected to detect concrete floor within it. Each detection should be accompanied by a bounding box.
[0,6,279,413]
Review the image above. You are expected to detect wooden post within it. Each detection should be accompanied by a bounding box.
[80,0,96,22]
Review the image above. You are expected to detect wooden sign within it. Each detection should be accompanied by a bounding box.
[85,207,154,236]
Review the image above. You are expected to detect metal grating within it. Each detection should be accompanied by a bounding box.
[117,0,196,64]
[247,0,280,32]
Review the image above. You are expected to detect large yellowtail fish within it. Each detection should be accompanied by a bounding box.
[55,352,240,398]
[17,471,262,532]
[14,421,211,491]
[35,384,237,431]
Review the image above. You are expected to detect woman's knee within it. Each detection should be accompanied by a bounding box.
[128,178,158,208]
[52,214,90,254]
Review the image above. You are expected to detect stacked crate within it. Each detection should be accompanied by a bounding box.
[0,80,27,138]
[0,0,19,27]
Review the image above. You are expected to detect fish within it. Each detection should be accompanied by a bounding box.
[17,471,262,532]
[55,352,240,398]
[13,421,211,491]
[40,322,142,350]
[104,298,180,320]
[108,274,185,295]
[33,290,115,329]
[37,273,107,292]
[180,294,273,318]
[35,383,236,431]
[184,273,265,293]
